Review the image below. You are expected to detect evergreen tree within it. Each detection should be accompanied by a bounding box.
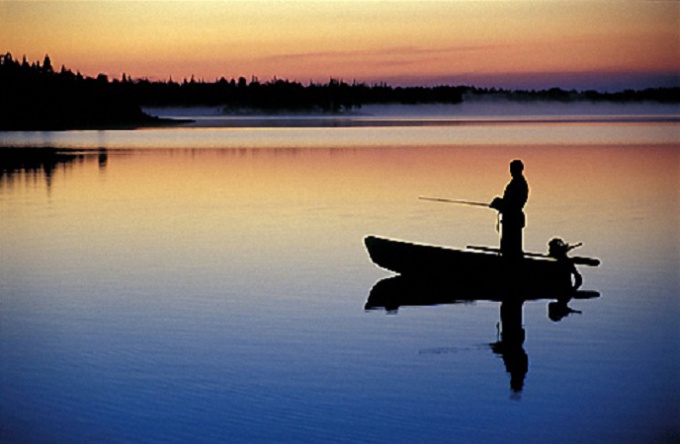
[43,54,53,73]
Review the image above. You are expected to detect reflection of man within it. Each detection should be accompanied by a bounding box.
[491,299,528,395]
[490,160,529,258]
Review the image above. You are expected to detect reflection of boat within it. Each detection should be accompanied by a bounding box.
[365,275,600,313]
[364,235,593,293]
[365,275,600,394]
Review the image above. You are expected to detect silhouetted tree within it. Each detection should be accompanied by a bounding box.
[42,54,53,73]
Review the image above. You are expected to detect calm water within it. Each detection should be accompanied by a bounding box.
[1,108,679,443]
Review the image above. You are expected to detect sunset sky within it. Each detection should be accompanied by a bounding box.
[1,1,678,91]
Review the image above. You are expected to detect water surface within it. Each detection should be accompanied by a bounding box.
[1,115,678,443]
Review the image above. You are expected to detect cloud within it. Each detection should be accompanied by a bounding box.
[257,44,509,65]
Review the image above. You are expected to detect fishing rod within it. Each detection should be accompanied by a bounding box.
[418,196,491,208]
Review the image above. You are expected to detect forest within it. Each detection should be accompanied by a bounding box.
[1,53,678,130]
[0,53,164,130]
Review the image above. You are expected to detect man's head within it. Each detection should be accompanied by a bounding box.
[510,160,524,177]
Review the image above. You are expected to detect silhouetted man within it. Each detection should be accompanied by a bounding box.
[490,160,529,258]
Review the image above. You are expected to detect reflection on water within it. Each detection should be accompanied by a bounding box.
[492,298,529,396]
[0,148,108,191]
[365,276,600,396]
[1,137,679,443]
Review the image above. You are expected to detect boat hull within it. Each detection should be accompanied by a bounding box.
[364,235,574,293]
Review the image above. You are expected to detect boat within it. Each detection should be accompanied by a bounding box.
[364,235,598,294]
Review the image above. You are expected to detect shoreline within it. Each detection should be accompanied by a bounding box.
[0,116,193,132]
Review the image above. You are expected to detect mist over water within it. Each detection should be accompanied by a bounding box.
[142,101,680,122]
[361,100,680,119]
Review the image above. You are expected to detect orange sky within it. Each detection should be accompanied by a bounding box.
[1,1,678,90]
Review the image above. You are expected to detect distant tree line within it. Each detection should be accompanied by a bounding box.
[110,76,467,111]
[1,53,678,130]
[461,86,680,104]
